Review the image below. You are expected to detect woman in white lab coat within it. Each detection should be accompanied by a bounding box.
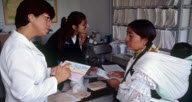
[0,0,71,102]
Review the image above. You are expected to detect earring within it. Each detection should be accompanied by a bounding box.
[143,44,145,49]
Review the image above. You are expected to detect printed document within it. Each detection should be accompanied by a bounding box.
[63,60,90,82]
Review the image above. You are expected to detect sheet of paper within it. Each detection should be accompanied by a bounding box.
[96,68,113,79]
[102,64,124,72]
[84,67,99,78]
[62,60,91,82]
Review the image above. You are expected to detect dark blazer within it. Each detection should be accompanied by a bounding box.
[59,36,84,63]
[46,31,85,64]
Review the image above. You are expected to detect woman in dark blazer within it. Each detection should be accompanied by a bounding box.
[46,11,89,64]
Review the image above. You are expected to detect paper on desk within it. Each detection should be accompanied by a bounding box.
[66,89,91,99]
[48,90,80,102]
[85,81,107,91]
[102,64,125,72]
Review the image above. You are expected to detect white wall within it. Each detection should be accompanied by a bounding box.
[80,0,111,38]
[0,0,111,44]
[52,0,80,32]
[0,0,81,34]
[0,0,15,33]
[39,0,81,44]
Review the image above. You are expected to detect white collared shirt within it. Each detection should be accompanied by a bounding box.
[71,35,77,44]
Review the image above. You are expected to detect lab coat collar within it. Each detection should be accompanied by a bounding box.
[11,30,33,48]
[10,30,44,56]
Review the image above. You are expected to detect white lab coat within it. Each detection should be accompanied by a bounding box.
[0,30,57,102]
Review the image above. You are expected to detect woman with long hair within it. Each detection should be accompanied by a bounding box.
[46,11,89,63]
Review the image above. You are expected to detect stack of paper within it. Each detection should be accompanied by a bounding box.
[153,29,176,50]
[168,0,179,6]
[146,9,156,24]
[113,10,118,24]
[112,26,127,41]
[137,9,146,20]
[113,0,121,7]
[184,0,192,5]
[178,30,188,42]
[113,9,125,24]
[113,0,180,8]
[85,81,107,91]
[48,91,80,102]
[122,0,129,7]
[128,0,134,7]
[181,9,190,27]
[124,9,137,24]
[66,89,91,99]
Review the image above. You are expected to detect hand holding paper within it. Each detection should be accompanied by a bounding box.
[96,68,123,82]
[62,61,91,82]
[55,63,71,84]
[96,68,115,79]
[108,71,124,78]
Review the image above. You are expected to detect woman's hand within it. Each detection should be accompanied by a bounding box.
[54,62,71,84]
[107,79,120,89]
[86,67,97,76]
[50,66,57,74]
[108,71,125,78]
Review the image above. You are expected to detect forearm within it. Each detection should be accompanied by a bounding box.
[11,77,57,101]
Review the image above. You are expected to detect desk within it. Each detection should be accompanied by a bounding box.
[80,79,114,101]
[48,79,114,102]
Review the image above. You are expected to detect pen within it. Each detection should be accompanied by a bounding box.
[57,60,60,64]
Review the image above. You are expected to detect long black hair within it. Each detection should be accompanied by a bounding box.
[128,19,156,46]
[57,11,86,50]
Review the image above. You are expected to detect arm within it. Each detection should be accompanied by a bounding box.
[116,72,156,102]
[49,63,71,84]
[7,49,60,101]
[108,71,125,78]
[107,79,120,90]
[107,71,125,90]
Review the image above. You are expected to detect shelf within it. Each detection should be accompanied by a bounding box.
[112,24,192,31]
[183,4,192,8]
[112,23,177,30]
[113,6,178,9]
[112,0,192,44]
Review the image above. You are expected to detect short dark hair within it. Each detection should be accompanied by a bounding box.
[15,0,55,29]
[128,19,156,44]
[171,42,192,59]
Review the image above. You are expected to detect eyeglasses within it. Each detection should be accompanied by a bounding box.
[43,15,51,22]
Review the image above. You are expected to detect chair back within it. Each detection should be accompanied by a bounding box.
[0,72,5,102]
